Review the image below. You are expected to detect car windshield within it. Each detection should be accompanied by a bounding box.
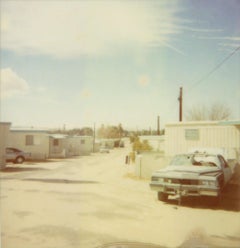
[6,148,21,152]
[169,154,193,166]
[169,154,218,167]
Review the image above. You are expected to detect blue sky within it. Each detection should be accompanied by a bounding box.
[1,0,240,130]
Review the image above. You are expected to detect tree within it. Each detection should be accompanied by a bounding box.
[186,105,207,121]
[97,124,126,139]
[78,127,93,136]
[129,133,141,143]
[132,137,153,152]
[186,103,231,121]
[208,103,231,120]
[118,123,124,137]
[97,124,106,138]
[49,127,93,136]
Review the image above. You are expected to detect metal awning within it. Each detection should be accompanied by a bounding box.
[49,134,68,139]
[218,120,240,126]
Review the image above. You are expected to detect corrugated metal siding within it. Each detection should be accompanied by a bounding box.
[8,131,50,159]
[0,123,11,169]
[201,126,239,148]
[165,122,240,157]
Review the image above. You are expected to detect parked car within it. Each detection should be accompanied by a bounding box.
[150,149,233,204]
[119,141,125,147]
[6,147,31,164]
[99,146,110,153]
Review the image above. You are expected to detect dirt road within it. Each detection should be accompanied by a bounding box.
[1,143,240,248]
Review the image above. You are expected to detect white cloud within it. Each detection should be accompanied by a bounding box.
[198,36,240,41]
[197,35,240,50]
[0,68,29,99]
[181,27,223,33]
[1,1,182,58]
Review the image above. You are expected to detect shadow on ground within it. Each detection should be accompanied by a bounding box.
[0,167,49,173]
[98,233,240,248]
[23,178,99,184]
[97,242,167,248]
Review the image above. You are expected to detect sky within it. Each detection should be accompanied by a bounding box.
[0,0,240,131]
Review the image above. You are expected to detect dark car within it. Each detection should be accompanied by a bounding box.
[6,147,31,164]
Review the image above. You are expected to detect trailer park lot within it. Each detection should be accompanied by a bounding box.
[1,142,240,248]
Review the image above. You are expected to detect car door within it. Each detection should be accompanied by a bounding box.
[218,155,232,184]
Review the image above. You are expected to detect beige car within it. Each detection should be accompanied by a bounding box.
[150,150,233,204]
[99,146,110,153]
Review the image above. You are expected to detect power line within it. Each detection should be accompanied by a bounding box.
[189,45,240,91]
[162,45,240,123]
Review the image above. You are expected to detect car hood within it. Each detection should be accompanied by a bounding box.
[152,165,221,179]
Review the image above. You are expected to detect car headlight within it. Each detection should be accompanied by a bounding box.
[200,180,217,187]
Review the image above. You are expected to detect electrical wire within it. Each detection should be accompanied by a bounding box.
[189,45,240,91]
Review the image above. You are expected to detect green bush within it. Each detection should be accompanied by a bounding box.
[132,137,152,153]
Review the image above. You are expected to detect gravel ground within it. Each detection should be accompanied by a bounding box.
[1,142,240,248]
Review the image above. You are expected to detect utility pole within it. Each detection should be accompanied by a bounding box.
[178,87,183,122]
[157,115,160,135]
[93,123,95,153]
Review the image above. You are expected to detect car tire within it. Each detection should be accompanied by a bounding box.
[158,192,168,202]
[14,156,25,164]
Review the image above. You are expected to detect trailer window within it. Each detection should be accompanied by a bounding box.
[26,135,34,146]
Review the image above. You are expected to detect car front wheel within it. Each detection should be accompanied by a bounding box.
[158,192,168,202]
[14,156,25,164]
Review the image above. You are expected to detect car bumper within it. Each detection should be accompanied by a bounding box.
[150,182,220,197]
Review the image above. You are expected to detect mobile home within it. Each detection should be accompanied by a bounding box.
[0,122,11,169]
[165,121,240,160]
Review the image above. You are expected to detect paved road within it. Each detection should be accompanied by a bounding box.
[1,144,240,248]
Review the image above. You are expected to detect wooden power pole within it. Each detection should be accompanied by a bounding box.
[157,116,160,135]
[178,87,183,122]
[93,123,95,152]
